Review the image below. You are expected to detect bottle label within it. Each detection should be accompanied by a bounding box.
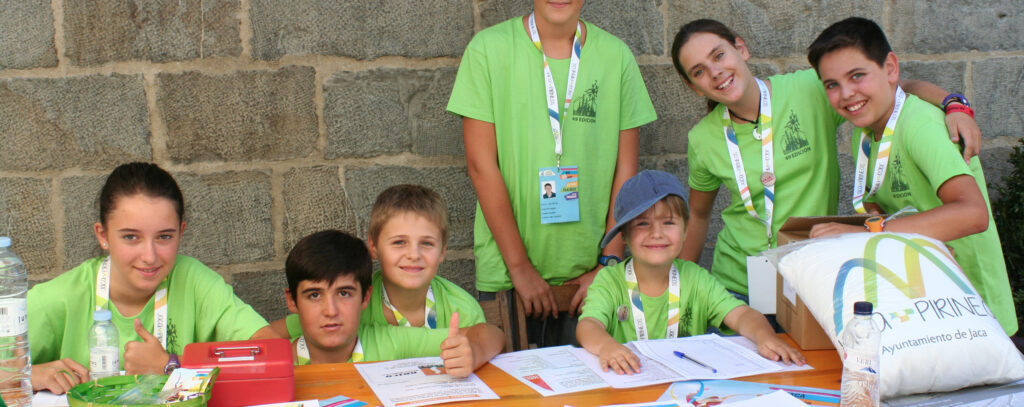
[0,298,28,336]
[90,346,120,373]
[843,349,879,374]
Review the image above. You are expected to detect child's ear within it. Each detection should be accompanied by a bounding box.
[733,36,751,61]
[93,222,107,249]
[360,285,372,310]
[367,238,379,260]
[286,289,298,313]
[884,51,900,85]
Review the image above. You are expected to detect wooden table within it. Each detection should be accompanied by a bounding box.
[294,335,842,406]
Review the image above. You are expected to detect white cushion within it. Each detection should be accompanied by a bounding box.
[777,232,1024,399]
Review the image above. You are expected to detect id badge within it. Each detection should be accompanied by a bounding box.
[539,166,580,224]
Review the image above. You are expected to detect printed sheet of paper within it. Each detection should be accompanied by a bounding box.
[725,390,812,407]
[488,345,608,396]
[633,334,783,380]
[722,335,814,372]
[354,357,499,407]
[568,343,687,389]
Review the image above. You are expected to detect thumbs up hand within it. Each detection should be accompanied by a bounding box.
[440,312,474,379]
[123,318,171,375]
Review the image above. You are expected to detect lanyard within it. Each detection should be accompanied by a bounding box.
[382,285,437,329]
[96,256,169,349]
[852,87,907,213]
[528,12,582,168]
[296,336,363,365]
[624,259,680,340]
[722,78,775,238]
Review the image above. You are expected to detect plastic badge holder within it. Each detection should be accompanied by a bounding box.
[67,368,219,407]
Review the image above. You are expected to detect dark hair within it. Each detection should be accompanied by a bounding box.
[99,162,184,225]
[808,17,892,72]
[286,230,372,301]
[670,19,741,112]
[368,184,449,248]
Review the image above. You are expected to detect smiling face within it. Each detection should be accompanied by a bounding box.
[817,46,900,136]
[286,273,369,356]
[676,32,753,105]
[369,212,446,292]
[94,194,184,299]
[623,200,685,273]
[533,0,584,27]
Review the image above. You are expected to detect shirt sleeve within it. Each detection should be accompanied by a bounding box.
[903,118,972,194]
[579,266,620,329]
[687,129,722,192]
[286,313,302,340]
[693,267,745,328]
[365,325,448,360]
[618,45,657,130]
[191,263,269,342]
[27,284,63,365]
[446,36,495,123]
[436,277,486,327]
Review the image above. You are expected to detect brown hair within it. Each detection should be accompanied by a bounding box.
[621,195,690,238]
[368,184,449,247]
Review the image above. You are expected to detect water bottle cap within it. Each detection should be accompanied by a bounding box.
[0,236,10,248]
[94,309,113,321]
[853,301,873,315]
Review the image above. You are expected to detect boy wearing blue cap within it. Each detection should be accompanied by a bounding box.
[576,170,804,375]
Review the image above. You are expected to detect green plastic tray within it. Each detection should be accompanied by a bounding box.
[67,368,219,407]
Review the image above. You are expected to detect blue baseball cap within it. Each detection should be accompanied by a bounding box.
[600,170,689,248]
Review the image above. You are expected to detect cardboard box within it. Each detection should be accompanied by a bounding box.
[774,215,872,350]
[182,338,294,407]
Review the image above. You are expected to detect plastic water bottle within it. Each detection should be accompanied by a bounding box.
[840,301,880,407]
[89,309,120,380]
[0,237,31,406]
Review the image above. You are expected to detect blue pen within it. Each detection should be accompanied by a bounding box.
[673,351,717,373]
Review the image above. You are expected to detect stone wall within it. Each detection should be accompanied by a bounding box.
[2,0,1021,321]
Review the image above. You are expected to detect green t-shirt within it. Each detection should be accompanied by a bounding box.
[855,95,1017,335]
[580,259,745,343]
[28,255,269,369]
[447,17,657,291]
[361,271,485,328]
[687,69,845,295]
[286,314,448,364]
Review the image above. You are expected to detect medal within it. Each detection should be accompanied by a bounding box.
[760,172,775,187]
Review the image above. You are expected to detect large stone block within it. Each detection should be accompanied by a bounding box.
[175,171,274,265]
[282,166,359,253]
[890,1,1023,53]
[60,174,107,271]
[0,0,57,70]
[0,75,151,171]
[249,0,473,60]
[981,145,1017,201]
[0,177,55,278]
[438,258,476,298]
[972,57,1024,139]
[899,61,967,97]
[478,0,663,56]
[638,65,704,155]
[667,0,882,58]
[158,66,317,163]
[324,68,462,158]
[344,166,475,250]
[232,268,289,322]
[63,0,240,65]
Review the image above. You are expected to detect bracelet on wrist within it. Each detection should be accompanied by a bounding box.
[945,103,975,118]
[942,93,971,110]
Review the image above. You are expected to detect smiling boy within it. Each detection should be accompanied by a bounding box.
[807,17,1016,335]
[283,230,500,377]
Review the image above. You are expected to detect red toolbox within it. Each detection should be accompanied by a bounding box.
[182,338,294,407]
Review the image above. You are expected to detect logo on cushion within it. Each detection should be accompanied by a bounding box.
[832,234,975,332]
[888,309,915,323]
